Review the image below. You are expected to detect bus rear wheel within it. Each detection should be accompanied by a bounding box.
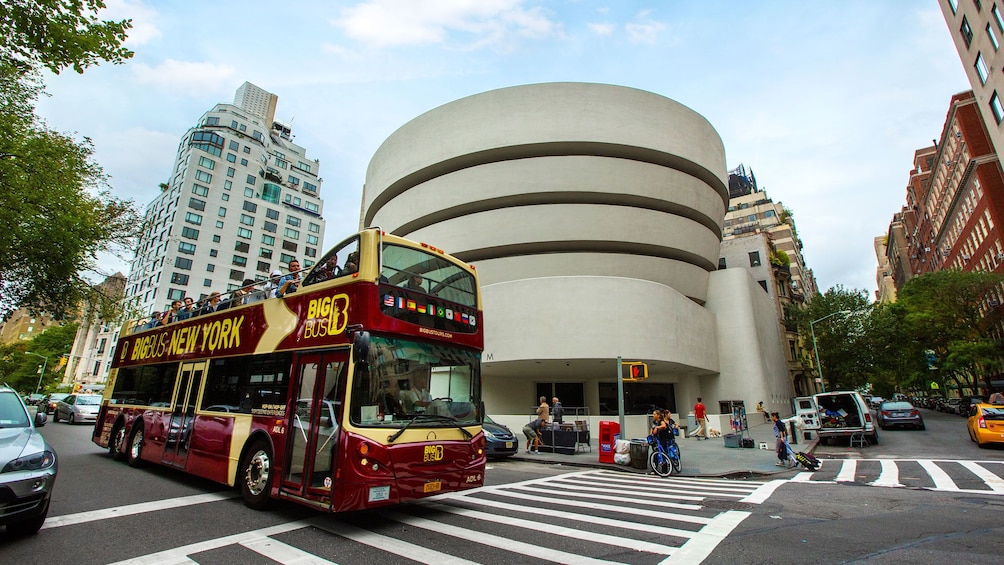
[127,427,145,468]
[239,440,273,510]
[110,423,127,462]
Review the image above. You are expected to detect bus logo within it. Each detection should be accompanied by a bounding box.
[423,445,444,462]
[304,293,349,339]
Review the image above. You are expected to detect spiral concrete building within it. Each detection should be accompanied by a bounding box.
[362,83,791,435]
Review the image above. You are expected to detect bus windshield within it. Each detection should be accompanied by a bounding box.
[350,336,480,429]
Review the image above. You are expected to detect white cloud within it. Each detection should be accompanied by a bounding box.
[625,19,665,45]
[132,60,237,93]
[331,0,558,48]
[588,22,614,36]
[102,0,161,45]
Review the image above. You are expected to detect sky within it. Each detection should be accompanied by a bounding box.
[34,0,971,296]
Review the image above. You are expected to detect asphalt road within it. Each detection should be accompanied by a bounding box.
[4,408,1004,564]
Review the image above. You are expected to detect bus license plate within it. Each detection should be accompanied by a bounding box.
[505,441,513,448]
[424,481,442,493]
[368,485,390,502]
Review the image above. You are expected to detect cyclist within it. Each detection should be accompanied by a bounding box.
[652,409,680,455]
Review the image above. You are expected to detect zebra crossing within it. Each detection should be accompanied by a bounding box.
[85,470,774,565]
[788,458,1004,494]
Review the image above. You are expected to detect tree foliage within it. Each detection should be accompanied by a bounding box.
[0,323,78,394]
[0,0,133,75]
[796,286,873,392]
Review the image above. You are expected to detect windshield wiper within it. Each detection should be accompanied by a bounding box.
[387,413,473,443]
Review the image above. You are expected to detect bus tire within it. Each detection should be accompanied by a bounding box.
[127,426,145,468]
[239,440,274,510]
[110,422,127,462]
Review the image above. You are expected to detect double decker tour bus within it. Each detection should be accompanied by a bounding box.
[92,229,485,512]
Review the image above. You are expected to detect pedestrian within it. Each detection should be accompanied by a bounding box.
[694,397,708,440]
[536,396,550,425]
[551,397,564,423]
[522,418,542,454]
[757,400,769,423]
[771,412,789,467]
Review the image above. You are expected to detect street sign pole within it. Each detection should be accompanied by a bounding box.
[616,356,625,432]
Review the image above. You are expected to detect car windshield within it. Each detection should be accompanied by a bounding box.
[484,415,498,425]
[0,392,30,428]
[75,395,102,406]
[882,402,912,410]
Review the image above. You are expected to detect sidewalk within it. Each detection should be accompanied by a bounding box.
[508,419,816,477]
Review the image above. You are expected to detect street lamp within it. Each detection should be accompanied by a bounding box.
[25,351,48,395]
[809,310,852,393]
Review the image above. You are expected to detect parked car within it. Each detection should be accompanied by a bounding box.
[800,391,878,446]
[967,401,1004,448]
[943,398,963,415]
[868,396,884,409]
[23,393,45,407]
[43,393,70,415]
[53,393,102,424]
[483,415,518,458]
[0,385,57,535]
[876,401,925,430]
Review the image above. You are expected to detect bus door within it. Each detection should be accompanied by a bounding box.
[282,351,347,498]
[162,361,207,468]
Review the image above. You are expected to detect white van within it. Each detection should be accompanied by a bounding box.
[796,391,877,446]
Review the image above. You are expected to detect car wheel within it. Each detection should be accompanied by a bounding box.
[918,423,925,431]
[978,440,988,449]
[110,422,127,461]
[69,413,75,425]
[52,410,59,423]
[5,499,48,536]
[127,427,145,468]
[239,440,274,510]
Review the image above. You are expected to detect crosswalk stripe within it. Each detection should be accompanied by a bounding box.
[42,491,239,530]
[917,460,958,491]
[310,519,480,565]
[484,487,714,524]
[240,537,337,564]
[518,483,704,509]
[835,459,857,482]
[958,461,1004,492]
[546,477,707,501]
[424,501,680,555]
[383,510,624,565]
[742,479,790,503]
[439,493,701,539]
[662,510,751,565]
[107,520,314,565]
[870,460,903,487]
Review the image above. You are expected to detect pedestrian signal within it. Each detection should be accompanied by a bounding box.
[624,362,648,381]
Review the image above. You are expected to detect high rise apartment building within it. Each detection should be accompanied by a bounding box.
[124,83,326,316]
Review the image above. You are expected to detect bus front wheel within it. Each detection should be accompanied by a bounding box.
[127,427,145,468]
[240,440,274,510]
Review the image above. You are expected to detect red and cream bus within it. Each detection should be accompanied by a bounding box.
[92,229,486,512]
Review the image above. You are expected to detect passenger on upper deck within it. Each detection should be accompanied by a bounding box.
[199,292,223,315]
[275,259,302,298]
[343,252,359,275]
[176,297,196,321]
[264,270,282,297]
[160,300,182,325]
[404,274,425,293]
[313,255,341,283]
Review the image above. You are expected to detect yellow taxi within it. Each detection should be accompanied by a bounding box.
[966,400,1004,448]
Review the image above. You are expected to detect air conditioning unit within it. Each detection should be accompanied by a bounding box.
[996,253,1004,261]
[961,254,972,261]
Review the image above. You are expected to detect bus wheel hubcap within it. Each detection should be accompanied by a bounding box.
[247,451,270,495]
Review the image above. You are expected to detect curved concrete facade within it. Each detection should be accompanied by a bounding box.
[362,83,790,430]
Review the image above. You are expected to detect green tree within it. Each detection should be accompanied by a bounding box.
[799,286,873,391]
[0,0,133,75]
[0,323,78,394]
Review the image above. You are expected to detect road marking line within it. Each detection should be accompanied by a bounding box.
[434,495,700,539]
[241,537,337,564]
[42,491,239,530]
[789,472,813,483]
[424,501,679,555]
[661,510,751,565]
[870,460,903,487]
[835,459,857,482]
[489,488,714,523]
[959,461,1004,492]
[742,479,789,503]
[917,460,958,491]
[520,482,703,509]
[310,519,479,565]
[107,520,313,564]
[383,510,623,565]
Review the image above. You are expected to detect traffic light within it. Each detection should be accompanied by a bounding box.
[625,362,648,381]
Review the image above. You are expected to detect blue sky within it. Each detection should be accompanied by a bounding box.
[35,1,969,296]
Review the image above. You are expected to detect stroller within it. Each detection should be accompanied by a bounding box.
[784,441,820,471]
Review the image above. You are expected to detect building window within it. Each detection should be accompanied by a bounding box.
[286,216,301,227]
[246,174,256,186]
[178,242,196,255]
[243,200,258,213]
[205,116,219,126]
[284,228,300,239]
[995,4,1004,31]
[989,23,1000,50]
[189,197,206,211]
[718,257,726,270]
[749,251,761,267]
[303,181,317,194]
[280,253,295,265]
[192,183,209,197]
[185,212,202,225]
[308,223,320,233]
[240,214,255,226]
[259,248,272,259]
[991,91,1004,123]
[262,182,281,204]
[204,278,213,287]
[263,221,277,233]
[950,0,959,14]
[167,289,184,301]
[227,167,235,178]
[171,272,189,285]
[305,247,316,258]
[288,175,300,186]
[962,16,974,48]
[307,235,318,245]
[209,249,218,257]
[195,170,212,184]
[229,140,239,151]
[244,187,254,197]
[282,240,297,252]
[266,208,279,220]
[198,156,215,170]
[232,255,247,267]
[207,264,215,272]
[305,202,319,213]
[221,193,229,201]
[227,153,237,163]
[243,145,250,153]
[237,227,252,239]
[976,52,990,84]
[235,241,250,253]
[229,269,244,281]
[262,234,275,246]
[181,227,199,240]
[175,257,192,270]
[757,280,769,293]
[240,158,248,167]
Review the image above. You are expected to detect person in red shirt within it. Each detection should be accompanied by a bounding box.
[694,397,708,440]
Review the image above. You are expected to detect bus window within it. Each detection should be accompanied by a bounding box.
[302,236,360,286]
[380,243,476,308]
[200,353,291,415]
[349,336,480,428]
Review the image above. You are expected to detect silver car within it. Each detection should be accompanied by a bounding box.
[0,385,57,535]
[54,394,102,424]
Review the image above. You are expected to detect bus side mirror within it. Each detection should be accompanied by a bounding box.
[353,330,370,364]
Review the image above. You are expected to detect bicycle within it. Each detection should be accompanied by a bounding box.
[647,434,682,477]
